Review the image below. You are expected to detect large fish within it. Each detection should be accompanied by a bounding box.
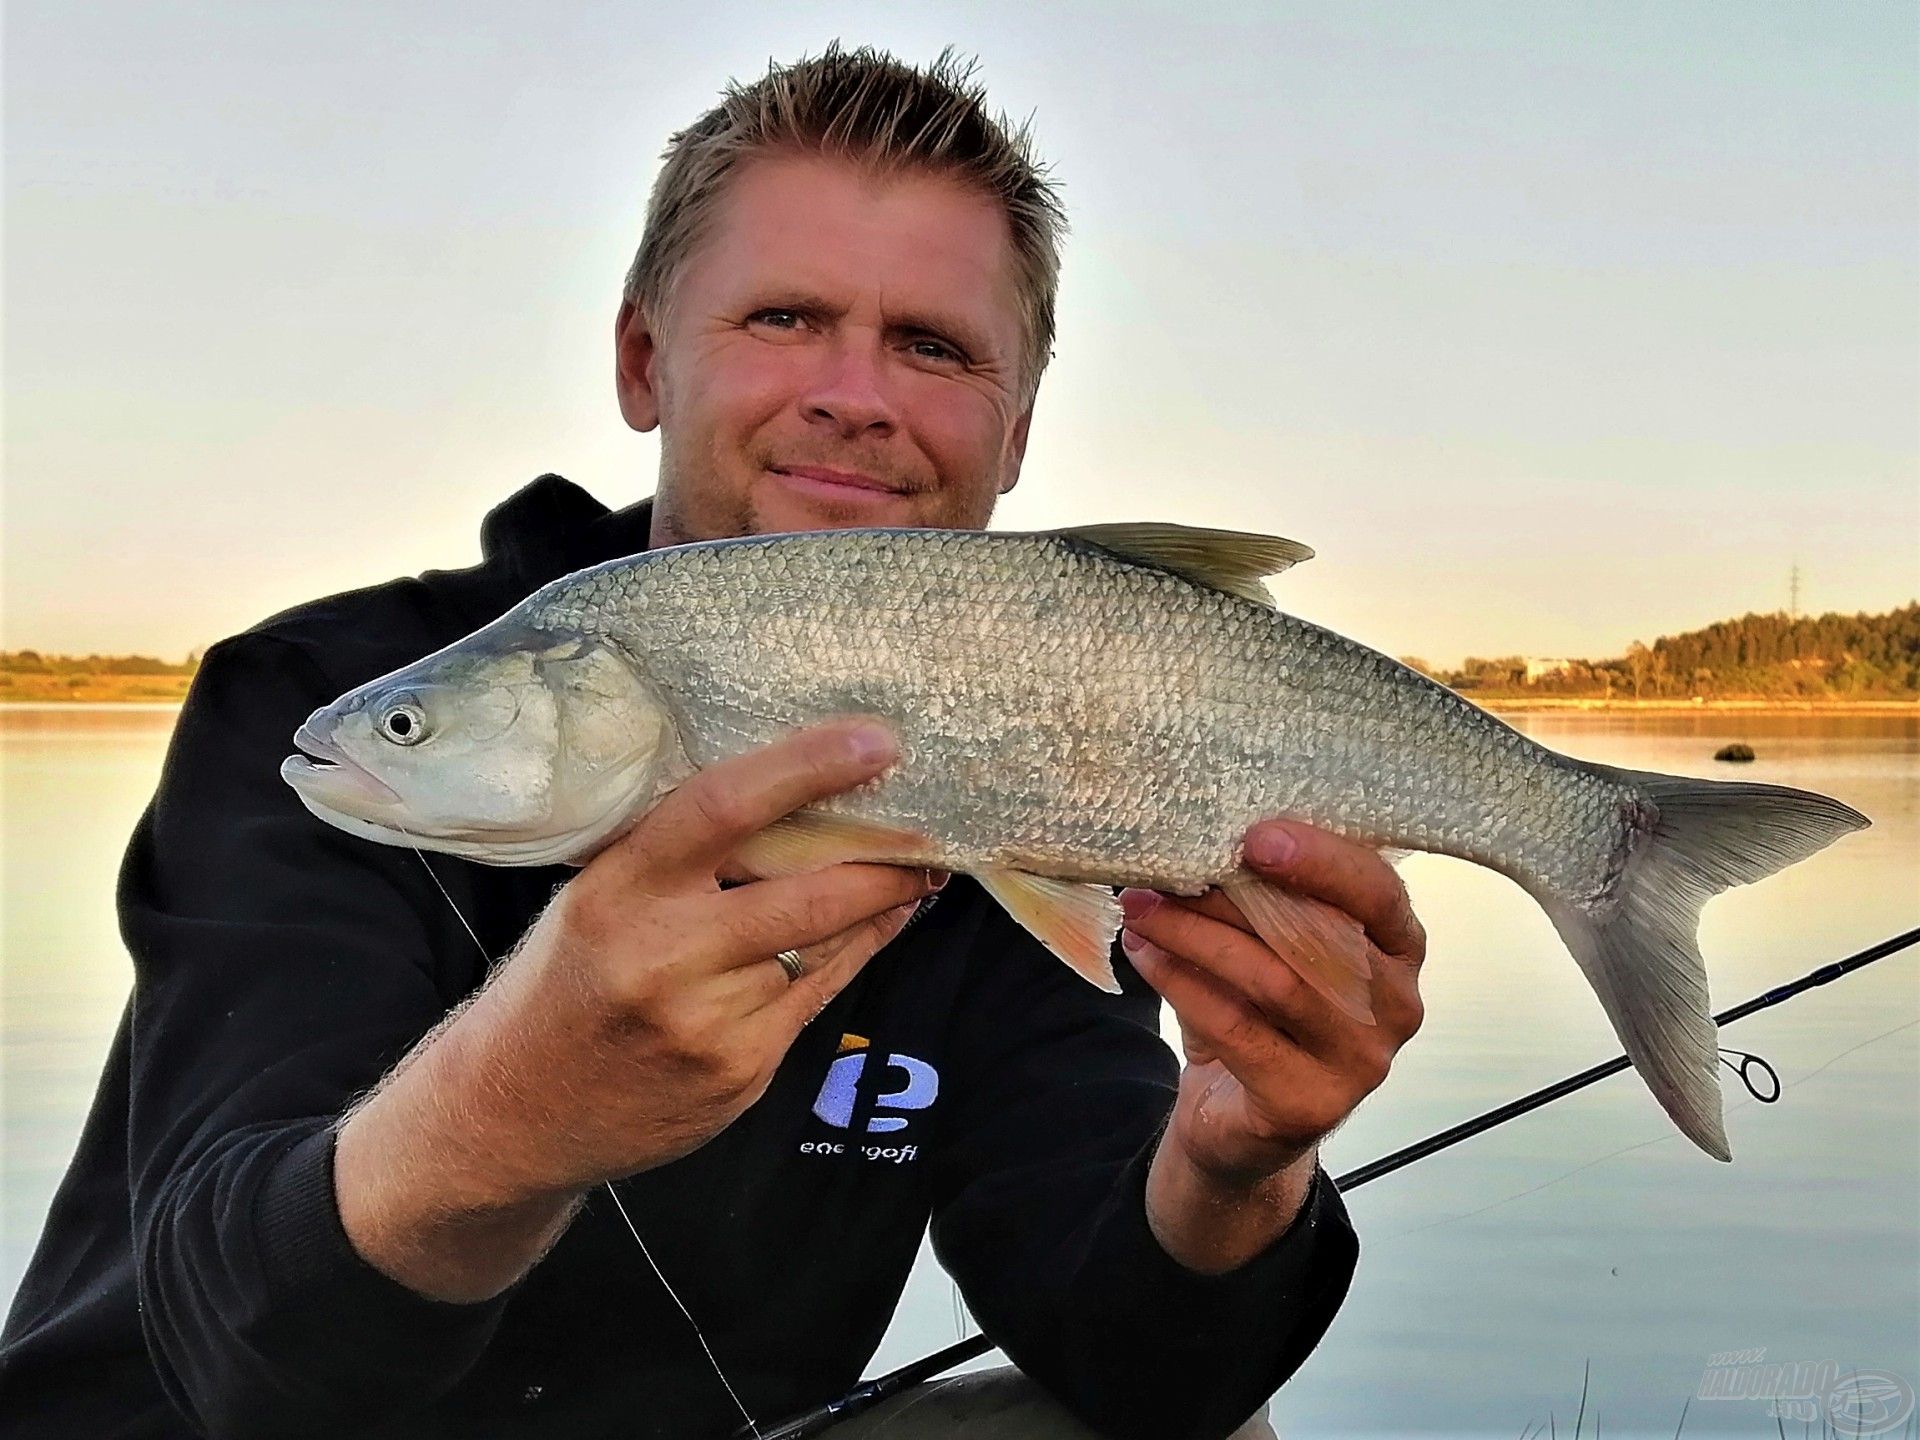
[280,523,1867,1159]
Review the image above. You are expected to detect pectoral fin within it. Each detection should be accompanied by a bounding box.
[1220,871,1377,1024]
[1053,522,1314,608]
[732,809,932,878]
[978,868,1123,993]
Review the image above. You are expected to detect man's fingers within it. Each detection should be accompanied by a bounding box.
[611,719,899,890]
[1121,890,1346,1047]
[719,864,935,963]
[1168,887,1257,936]
[753,899,924,1036]
[1121,932,1290,1073]
[1242,822,1425,961]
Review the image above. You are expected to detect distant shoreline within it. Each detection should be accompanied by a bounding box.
[0,676,195,704]
[1477,697,1919,715]
[2,693,1915,716]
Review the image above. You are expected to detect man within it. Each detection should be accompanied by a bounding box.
[0,46,1424,1440]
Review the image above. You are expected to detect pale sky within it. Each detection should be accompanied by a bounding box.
[5,1,1916,666]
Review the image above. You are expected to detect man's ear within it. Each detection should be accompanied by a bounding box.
[999,405,1034,494]
[615,299,661,433]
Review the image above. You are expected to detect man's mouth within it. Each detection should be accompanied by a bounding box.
[770,465,907,496]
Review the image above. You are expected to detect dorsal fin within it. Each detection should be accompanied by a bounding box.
[1052,522,1314,608]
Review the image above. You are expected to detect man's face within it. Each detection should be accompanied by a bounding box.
[617,153,1035,546]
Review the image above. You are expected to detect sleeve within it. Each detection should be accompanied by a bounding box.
[119,632,511,1439]
[927,907,1359,1440]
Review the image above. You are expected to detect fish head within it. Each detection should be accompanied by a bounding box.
[280,623,679,866]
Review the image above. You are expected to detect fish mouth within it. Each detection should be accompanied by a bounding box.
[282,722,404,806]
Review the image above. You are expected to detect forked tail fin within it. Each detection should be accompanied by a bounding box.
[1534,768,1867,1161]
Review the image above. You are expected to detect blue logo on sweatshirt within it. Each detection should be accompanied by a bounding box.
[811,1033,938,1134]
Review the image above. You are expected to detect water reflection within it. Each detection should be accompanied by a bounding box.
[3,706,1914,1437]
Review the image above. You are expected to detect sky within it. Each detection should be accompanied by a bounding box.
[4,0,1916,666]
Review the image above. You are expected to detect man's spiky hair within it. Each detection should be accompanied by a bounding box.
[623,43,1066,405]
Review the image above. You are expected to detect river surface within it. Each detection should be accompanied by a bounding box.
[3,707,1915,1437]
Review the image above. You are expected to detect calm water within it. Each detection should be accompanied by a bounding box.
[3,707,1916,1437]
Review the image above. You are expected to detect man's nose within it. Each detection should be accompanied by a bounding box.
[799,338,898,437]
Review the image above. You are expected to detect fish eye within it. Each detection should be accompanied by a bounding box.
[377,697,428,746]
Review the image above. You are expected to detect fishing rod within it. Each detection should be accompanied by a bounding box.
[1335,920,1919,1188]
[736,922,1920,1440]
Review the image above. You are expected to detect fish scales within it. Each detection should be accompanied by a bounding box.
[528,529,1622,900]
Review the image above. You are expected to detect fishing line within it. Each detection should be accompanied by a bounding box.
[949,1282,971,1344]
[1779,1014,1917,1089]
[397,826,489,959]
[1332,922,1920,1191]
[394,825,764,1440]
[605,1182,763,1437]
[1383,1014,1918,1241]
[1387,1102,1737,1241]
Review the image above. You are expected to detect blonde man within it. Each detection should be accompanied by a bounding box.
[2,47,1422,1440]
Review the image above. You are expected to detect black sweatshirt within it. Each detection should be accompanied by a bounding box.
[0,476,1358,1440]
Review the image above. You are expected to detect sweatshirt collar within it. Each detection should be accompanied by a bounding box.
[478,474,656,589]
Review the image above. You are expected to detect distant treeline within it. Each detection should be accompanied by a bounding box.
[7,605,1919,703]
[2,650,201,676]
[1403,604,1920,699]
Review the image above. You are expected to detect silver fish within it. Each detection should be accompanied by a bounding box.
[281,523,1868,1159]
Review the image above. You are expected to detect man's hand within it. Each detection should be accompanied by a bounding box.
[333,718,938,1303]
[1119,820,1426,1274]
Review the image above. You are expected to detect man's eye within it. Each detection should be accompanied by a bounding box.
[748,309,805,330]
[907,337,964,365]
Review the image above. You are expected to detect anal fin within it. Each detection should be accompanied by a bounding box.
[978,868,1123,994]
[1220,871,1377,1025]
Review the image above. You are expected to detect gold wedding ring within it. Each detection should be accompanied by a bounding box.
[775,949,806,984]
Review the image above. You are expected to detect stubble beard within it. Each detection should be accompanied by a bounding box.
[649,430,756,548]
[650,437,1003,547]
